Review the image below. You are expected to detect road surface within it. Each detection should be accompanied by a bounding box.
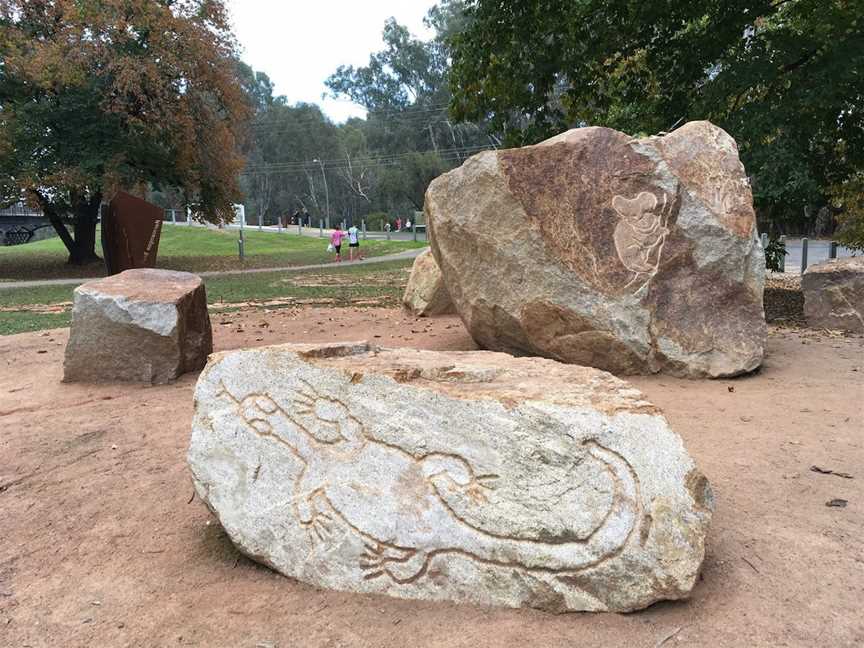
[780,238,857,273]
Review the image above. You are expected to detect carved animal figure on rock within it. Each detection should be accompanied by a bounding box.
[612,191,672,291]
[217,380,641,585]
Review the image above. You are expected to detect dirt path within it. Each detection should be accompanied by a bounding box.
[0,248,425,290]
[1,309,862,647]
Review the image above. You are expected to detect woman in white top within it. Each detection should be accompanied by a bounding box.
[347,225,361,261]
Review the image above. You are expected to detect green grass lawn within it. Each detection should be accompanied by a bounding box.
[0,224,425,281]
[0,259,414,335]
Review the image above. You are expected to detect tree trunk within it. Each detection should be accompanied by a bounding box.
[68,194,102,265]
[41,193,103,265]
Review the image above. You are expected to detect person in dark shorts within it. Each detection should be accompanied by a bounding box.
[347,224,362,261]
[329,226,345,262]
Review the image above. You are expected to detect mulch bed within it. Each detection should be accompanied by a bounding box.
[764,273,805,326]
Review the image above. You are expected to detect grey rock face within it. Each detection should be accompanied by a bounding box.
[425,121,766,378]
[802,257,864,332]
[63,268,212,384]
[188,341,713,612]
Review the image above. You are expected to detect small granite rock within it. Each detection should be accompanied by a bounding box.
[64,268,212,384]
[402,249,455,316]
[188,341,713,612]
[426,121,766,378]
[802,257,864,333]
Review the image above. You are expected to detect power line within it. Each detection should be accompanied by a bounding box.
[248,110,455,133]
[243,144,491,168]
[248,102,453,127]
[240,147,495,177]
[241,145,493,173]
[243,145,490,169]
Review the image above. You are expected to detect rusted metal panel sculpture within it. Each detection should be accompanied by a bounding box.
[101,192,163,275]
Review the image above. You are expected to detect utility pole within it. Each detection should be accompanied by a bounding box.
[313,158,330,229]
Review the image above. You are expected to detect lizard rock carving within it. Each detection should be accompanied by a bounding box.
[217,379,641,584]
[612,191,673,292]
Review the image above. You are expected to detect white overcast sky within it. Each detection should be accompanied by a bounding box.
[226,1,436,123]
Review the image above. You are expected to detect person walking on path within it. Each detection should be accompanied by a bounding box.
[347,224,362,261]
[329,226,345,262]
[396,217,402,232]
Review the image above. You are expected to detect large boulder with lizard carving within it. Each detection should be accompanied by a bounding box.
[425,121,766,378]
[187,341,713,612]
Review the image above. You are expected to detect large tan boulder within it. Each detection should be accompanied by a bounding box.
[426,121,766,378]
[802,257,864,332]
[64,269,212,384]
[188,341,713,612]
[402,249,455,316]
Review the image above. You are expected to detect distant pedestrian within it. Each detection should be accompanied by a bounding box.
[347,224,362,261]
[329,226,345,262]
[405,218,412,231]
[396,217,402,232]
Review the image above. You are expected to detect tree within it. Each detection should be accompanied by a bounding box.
[378,152,449,210]
[449,0,864,232]
[0,0,250,264]
[240,101,342,225]
[831,174,864,251]
[239,3,489,226]
[318,1,492,218]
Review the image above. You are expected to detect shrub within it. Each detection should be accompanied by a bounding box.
[765,239,788,272]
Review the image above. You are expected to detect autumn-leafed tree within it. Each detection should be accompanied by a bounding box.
[0,0,250,264]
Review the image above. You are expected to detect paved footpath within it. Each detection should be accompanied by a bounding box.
[0,248,426,291]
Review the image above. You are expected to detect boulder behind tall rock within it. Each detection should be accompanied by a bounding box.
[64,269,212,384]
[802,257,864,333]
[402,249,455,316]
[188,341,713,612]
[426,121,766,378]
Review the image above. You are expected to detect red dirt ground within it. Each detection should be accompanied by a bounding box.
[1,307,862,647]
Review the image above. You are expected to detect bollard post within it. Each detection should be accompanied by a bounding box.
[319,219,324,238]
[760,233,768,249]
[778,235,785,273]
[362,220,367,240]
[830,241,838,259]
[801,237,808,273]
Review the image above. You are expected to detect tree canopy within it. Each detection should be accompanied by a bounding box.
[449,0,864,233]
[233,1,490,228]
[0,0,250,263]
